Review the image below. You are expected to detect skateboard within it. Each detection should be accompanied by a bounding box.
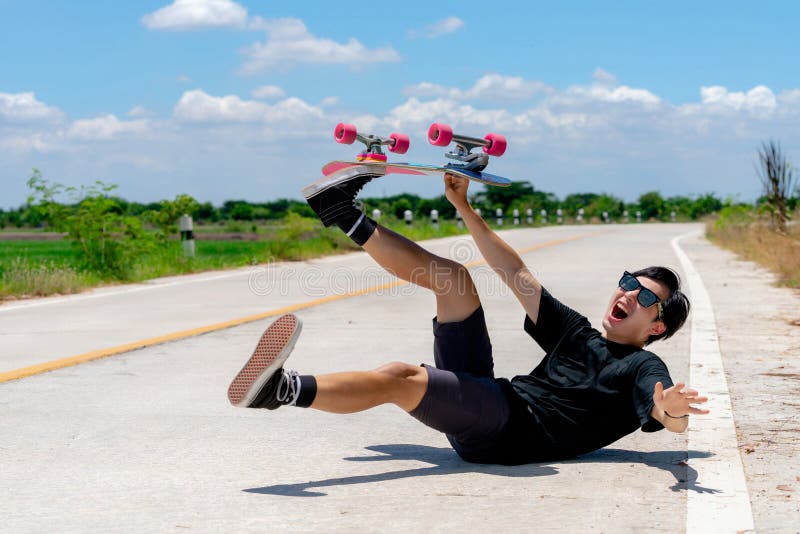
[320,122,511,187]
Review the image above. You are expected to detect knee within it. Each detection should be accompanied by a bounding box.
[374,361,422,379]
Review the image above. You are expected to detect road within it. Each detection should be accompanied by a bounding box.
[2,223,798,532]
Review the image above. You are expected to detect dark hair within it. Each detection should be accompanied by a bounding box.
[631,266,690,346]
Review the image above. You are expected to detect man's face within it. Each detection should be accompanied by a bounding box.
[602,274,668,347]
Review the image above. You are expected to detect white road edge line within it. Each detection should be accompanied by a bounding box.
[0,267,256,313]
[672,230,754,534]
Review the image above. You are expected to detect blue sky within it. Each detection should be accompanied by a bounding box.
[1,0,799,209]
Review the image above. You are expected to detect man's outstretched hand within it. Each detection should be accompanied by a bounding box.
[653,381,710,418]
[444,173,470,209]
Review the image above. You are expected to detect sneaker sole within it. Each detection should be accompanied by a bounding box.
[302,165,384,199]
[227,314,303,408]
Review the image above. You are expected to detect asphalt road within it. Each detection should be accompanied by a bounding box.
[2,223,798,532]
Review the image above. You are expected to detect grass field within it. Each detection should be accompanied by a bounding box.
[0,218,473,300]
[706,210,800,288]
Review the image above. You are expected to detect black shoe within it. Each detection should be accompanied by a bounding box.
[302,167,380,227]
[227,314,302,409]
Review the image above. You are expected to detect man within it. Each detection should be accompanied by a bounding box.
[228,169,709,465]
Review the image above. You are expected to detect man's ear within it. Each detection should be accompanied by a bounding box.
[649,321,667,336]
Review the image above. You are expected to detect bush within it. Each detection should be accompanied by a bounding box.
[26,169,156,279]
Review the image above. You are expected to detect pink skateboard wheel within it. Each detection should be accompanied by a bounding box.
[428,123,453,146]
[334,122,357,144]
[388,132,410,154]
[483,133,507,156]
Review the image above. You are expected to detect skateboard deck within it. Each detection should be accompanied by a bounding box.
[321,160,511,187]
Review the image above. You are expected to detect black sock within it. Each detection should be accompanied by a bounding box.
[336,214,377,246]
[294,375,317,408]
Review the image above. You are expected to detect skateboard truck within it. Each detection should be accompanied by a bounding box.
[428,123,507,172]
[334,123,410,162]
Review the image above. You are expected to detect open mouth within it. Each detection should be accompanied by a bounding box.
[610,302,628,321]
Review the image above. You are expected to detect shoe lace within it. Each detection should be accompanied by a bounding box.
[276,369,300,406]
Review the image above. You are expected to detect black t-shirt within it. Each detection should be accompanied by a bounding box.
[492,287,673,464]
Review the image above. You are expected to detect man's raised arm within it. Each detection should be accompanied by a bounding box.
[444,174,543,323]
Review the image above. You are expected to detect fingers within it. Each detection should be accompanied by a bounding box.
[688,406,711,415]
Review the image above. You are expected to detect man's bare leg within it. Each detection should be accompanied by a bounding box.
[363,225,480,323]
[310,362,428,413]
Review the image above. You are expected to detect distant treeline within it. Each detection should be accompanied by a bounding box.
[2,180,790,229]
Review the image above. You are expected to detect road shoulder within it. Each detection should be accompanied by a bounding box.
[681,231,800,531]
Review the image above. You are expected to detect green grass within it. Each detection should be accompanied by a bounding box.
[0,216,552,300]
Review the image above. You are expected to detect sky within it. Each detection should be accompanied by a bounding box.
[1,0,799,209]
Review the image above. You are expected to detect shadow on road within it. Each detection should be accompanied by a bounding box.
[577,447,719,494]
[244,444,717,497]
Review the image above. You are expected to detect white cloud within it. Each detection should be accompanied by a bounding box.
[408,16,464,39]
[128,105,155,118]
[319,96,339,107]
[68,114,150,141]
[176,74,192,83]
[0,92,63,122]
[142,0,247,30]
[251,85,285,100]
[592,68,617,86]
[404,74,552,102]
[699,85,777,116]
[173,89,324,123]
[239,18,400,74]
[3,74,800,210]
[562,84,661,107]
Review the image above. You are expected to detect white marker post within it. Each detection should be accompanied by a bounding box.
[495,208,503,226]
[556,208,563,224]
[372,209,381,221]
[430,209,439,229]
[540,209,547,225]
[404,209,413,226]
[179,214,195,258]
[526,208,533,224]
[455,210,463,229]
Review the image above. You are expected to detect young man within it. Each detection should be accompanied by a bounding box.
[228,170,710,465]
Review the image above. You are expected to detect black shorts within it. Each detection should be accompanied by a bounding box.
[408,306,511,462]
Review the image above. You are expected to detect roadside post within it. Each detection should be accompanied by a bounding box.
[404,210,413,226]
[179,214,195,258]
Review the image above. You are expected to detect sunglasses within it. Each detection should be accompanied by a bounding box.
[618,271,664,321]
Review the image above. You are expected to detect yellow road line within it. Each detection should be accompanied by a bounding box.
[0,232,595,383]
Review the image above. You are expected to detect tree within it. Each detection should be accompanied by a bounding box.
[756,140,796,234]
[26,169,155,278]
[689,193,723,220]
[637,191,666,220]
[477,181,535,211]
[147,194,200,241]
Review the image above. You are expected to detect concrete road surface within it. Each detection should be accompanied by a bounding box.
[1,223,798,533]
